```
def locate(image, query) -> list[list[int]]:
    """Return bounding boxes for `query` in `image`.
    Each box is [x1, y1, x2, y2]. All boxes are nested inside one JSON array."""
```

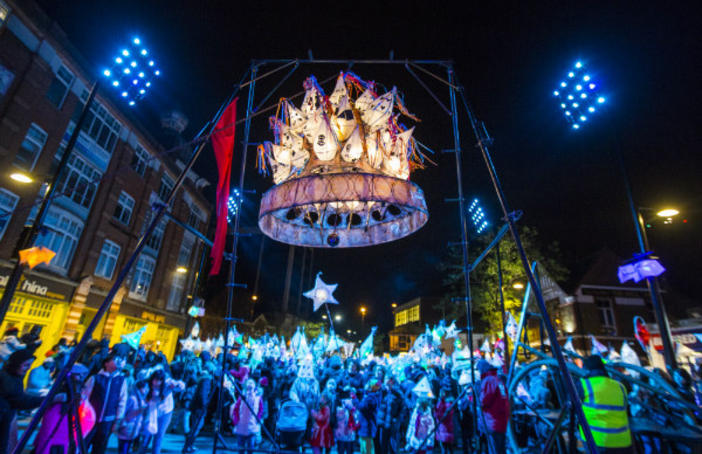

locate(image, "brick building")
[[0, 0, 212, 360]]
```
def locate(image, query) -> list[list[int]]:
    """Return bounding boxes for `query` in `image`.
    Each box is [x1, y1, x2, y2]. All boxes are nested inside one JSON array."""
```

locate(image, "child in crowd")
[[406, 398, 435, 454], [310, 392, 333, 454]]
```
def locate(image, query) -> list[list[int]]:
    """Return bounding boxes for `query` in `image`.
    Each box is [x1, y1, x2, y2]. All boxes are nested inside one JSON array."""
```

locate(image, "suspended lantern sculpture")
[[257, 73, 429, 247]]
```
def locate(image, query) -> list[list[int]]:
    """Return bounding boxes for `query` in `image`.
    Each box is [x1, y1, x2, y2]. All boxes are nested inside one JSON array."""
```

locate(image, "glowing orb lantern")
[[257, 73, 429, 247]]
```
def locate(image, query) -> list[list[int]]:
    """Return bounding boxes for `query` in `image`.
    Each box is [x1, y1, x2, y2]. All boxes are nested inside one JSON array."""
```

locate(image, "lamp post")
[[553, 59, 676, 369], [0, 37, 160, 326], [360, 305, 367, 332]]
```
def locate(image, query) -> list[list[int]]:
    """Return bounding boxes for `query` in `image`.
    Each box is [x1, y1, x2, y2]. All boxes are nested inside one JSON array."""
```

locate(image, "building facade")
[[0, 0, 211, 360]]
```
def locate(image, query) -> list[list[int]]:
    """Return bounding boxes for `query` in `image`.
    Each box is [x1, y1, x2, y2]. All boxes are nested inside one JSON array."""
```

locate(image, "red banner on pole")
[[210, 98, 238, 275]]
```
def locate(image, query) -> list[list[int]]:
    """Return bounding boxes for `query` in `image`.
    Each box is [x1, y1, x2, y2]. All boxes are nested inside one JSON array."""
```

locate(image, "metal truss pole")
[[455, 83, 599, 454]]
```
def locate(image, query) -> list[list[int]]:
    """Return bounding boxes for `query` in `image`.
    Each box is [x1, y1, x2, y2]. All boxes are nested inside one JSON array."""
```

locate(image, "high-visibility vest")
[[579, 376, 632, 448]]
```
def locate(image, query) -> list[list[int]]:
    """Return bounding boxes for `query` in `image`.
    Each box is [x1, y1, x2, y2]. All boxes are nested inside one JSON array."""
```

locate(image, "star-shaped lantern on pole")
[[304, 272, 339, 312]]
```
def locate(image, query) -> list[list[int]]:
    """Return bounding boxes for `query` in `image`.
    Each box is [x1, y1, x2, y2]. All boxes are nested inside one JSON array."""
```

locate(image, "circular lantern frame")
[[258, 172, 428, 247]]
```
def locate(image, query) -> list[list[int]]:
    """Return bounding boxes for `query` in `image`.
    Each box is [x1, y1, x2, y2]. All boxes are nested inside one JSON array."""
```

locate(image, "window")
[[113, 191, 134, 225], [70, 101, 121, 154], [130, 255, 155, 300], [94, 240, 120, 279], [187, 205, 203, 229], [158, 174, 174, 201], [46, 65, 74, 108], [408, 305, 420, 323], [596, 299, 616, 333], [395, 310, 407, 327], [145, 219, 166, 252], [15, 123, 47, 170], [0, 188, 19, 240], [166, 272, 186, 311], [34, 207, 83, 270], [55, 154, 101, 209], [130, 143, 150, 176], [177, 233, 195, 266]]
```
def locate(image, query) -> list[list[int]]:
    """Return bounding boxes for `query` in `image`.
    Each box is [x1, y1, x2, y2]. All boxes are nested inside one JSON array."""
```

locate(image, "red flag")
[[210, 98, 238, 275]]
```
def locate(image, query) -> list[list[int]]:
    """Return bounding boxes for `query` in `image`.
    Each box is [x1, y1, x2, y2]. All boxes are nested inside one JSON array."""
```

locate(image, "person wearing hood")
[[0, 349, 63, 454], [477, 359, 509, 453], [576, 355, 632, 454], [27, 357, 55, 396], [0, 327, 25, 365], [85, 352, 128, 454]]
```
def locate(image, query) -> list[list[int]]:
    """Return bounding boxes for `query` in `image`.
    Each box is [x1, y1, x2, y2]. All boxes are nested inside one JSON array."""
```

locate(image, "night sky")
[[35, 1, 700, 333]]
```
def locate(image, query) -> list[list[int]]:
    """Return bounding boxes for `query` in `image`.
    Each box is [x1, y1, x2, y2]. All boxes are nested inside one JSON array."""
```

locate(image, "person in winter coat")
[[456, 375, 475, 454], [27, 357, 55, 396], [231, 378, 264, 454], [477, 360, 509, 454], [406, 398, 435, 454], [138, 366, 185, 454], [355, 379, 381, 454], [33, 364, 95, 454], [0, 327, 25, 365], [85, 352, 128, 454], [334, 395, 359, 454], [116, 379, 149, 454], [183, 364, 215, 453], [0, 349, 61, 454], [435, 389, 456, 454], [310, 392, 333, 454]]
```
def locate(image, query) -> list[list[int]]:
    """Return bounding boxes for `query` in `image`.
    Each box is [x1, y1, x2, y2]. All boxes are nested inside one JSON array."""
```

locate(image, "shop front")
[[0, 263, 77, 364]]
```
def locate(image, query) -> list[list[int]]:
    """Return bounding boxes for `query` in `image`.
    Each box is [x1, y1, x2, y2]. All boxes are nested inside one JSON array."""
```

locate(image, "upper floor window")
[[74, 102, 121, 154], [0, 188, 19, 240], [113, 191, 135, 225], [187, 205, 203, 229], [46, 65, 74, 109], [158, 174, 174, 202], [177, 233, 195, 266], [55, 154, 101, 209], [130, 254, 155, 300], [0, 2, 9, 27], [130, 143, 150, 177], [15, 123, 48, 171], [166, 272, 186, 312], [596, 298, 616, 334], [94, 239, 120, 279], [34, 206, 83, 271], [144, 218, 167, 252]]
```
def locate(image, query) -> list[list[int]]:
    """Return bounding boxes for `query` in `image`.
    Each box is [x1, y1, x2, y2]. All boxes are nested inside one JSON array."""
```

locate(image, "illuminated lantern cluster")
[[103, 37, 160, 106], [256, 73, 429, 248], [468, 198, 488, 234], [553, 61, 605, 130], [227, 188, 242, 223]]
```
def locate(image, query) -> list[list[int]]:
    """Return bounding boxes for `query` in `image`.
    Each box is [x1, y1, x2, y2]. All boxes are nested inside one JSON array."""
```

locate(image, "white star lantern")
[[304, 272, 339, 312]]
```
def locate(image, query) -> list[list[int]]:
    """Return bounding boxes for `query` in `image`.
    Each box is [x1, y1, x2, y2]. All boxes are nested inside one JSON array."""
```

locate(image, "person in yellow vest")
[[578, 355, 633, 454]]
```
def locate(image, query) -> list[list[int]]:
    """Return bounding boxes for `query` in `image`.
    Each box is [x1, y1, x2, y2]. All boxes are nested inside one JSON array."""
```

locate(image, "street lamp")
[[656, 208, 679, 218], [360, 305, 367, 332], [0, 36, 160, 326], [251, 294, 258, 301], [176, 266, 188, 274], [391, 302, 398, 309], [552, 59, 676, 369], [9, 172, 33, 184], [334, 314, 342, 322], [512, 282, 525, 290]]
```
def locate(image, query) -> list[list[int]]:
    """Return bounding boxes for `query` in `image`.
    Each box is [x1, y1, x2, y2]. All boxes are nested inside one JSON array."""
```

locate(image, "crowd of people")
[[1, 324, 701, 454]]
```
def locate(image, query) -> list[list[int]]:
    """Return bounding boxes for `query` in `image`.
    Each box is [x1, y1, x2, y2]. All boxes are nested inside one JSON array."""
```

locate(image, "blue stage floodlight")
[[227, 188, 243, 223], [106, 37, 158, 106], [467, 198, 489, 235], [553, 59, 605, 130]]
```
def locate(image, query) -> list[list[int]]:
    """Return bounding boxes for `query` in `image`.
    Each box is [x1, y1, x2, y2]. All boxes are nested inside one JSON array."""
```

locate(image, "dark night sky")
[[35, 1, 701, 333]]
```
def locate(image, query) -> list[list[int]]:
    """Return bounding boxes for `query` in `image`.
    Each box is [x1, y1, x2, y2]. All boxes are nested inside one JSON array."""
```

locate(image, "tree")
[[438, 226, 568, 337]]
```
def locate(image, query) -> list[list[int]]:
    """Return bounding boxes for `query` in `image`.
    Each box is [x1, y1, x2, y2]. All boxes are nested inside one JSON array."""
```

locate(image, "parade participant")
[[290, 359, 321, 412], [477, 359, 509, 454], [436, 388, 456, 454], [230, 378, 263, 454], [334, 393, 359, 454], [33, 363, 95, 454], [116, 379, 149, 454], [0, 327, 25, 365], [183, 361, 216, 453], [0, 349, 60, 454], [456, 373, 475, 454], [310, 392, 333, 454], [406, 398, 435, 454], [356, 379, 381, 454], [26, 357, 55, 396], [577, 355, 633, 454], [85, 352, 128, 454]]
